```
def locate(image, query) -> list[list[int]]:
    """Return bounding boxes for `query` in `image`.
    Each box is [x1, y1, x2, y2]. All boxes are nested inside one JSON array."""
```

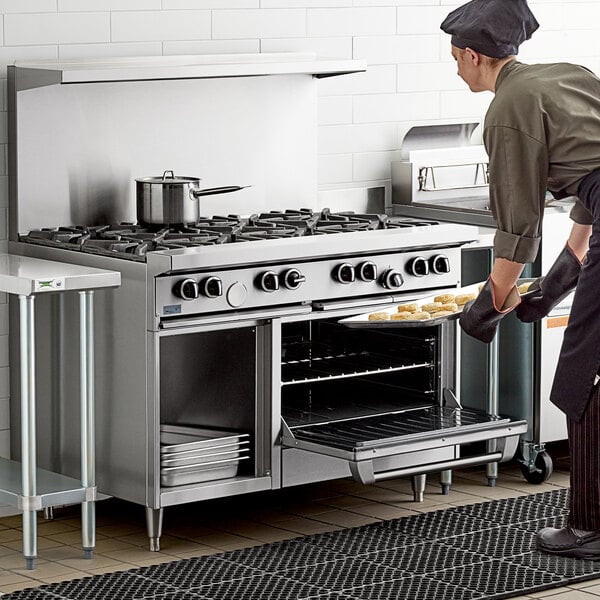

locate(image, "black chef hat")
[[440, 0, 539, 58]]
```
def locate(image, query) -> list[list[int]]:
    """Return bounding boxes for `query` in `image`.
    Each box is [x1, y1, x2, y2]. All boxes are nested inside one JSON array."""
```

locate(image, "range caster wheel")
[[521, 451, 553, 484]]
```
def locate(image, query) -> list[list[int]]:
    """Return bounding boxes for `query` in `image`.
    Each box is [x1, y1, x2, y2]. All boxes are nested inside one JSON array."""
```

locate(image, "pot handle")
[[162, 170, 176, 181], [191, 185, 251, 197]]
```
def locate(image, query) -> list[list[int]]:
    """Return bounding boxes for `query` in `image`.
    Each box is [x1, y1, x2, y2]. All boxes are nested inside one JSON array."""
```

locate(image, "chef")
[[440, 0, 600, 558]]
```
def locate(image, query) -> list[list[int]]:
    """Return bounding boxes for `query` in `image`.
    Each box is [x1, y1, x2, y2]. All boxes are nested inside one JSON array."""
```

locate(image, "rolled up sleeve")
[[570, 199, 594, 225], [484, 125, 548, 263]]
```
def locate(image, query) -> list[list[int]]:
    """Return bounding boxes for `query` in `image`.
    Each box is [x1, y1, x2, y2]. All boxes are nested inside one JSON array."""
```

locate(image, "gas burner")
[[315, 209, 387, 231], [234, 224, 305, 241], [386, 217, 439, 229]]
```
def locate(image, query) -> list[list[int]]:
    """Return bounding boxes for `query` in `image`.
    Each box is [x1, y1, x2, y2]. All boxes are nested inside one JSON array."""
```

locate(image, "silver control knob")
[[430, 254, 451, 274], [281, 268, 306, 290], [357, 261, 378, 282], [258, 270, 279, 292], [200, 276, 223, 298], [381, 269, 404, 290], [173, 278, 199, 301], [407, 256, 429, 277], [333, 263, 355, 284]]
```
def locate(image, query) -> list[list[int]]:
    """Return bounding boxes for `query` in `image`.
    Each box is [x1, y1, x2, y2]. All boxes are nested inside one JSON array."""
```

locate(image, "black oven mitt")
[[459, 278, 520, 343], [516, 244, 582, 323]]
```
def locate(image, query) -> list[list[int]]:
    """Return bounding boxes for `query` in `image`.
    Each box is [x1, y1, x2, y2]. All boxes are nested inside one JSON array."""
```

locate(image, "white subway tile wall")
[[0, 1, 598, 457]]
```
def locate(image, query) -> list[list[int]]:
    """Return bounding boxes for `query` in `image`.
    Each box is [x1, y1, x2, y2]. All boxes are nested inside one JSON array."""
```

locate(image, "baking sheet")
[[160, 424, 250, 454], [339, 284, 481, 328], [161, 447, 248, 468], [160, 456, 249, 487]]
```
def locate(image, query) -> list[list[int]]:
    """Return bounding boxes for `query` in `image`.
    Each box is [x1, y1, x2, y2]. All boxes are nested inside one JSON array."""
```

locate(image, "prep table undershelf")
[[0, 457, 94, 511]]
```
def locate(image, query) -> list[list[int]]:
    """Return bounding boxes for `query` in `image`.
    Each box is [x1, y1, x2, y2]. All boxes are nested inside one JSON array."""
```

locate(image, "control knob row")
[[258, 268, 306, 292], [172, 276, 223, 300], [406, 254, 451, 278], [333, 261, 378, 284]]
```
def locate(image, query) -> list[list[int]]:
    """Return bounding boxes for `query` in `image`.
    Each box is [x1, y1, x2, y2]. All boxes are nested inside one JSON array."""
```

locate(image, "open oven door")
[[281, 389, 527, 488]]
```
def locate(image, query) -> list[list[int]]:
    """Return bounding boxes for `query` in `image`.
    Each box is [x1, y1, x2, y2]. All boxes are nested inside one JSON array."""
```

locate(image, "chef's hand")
[[459, 277, 521, 343], [516, 243, 582, 323]]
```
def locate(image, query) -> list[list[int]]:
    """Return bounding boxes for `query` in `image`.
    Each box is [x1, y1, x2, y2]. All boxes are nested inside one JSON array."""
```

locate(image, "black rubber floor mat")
[[4, 489, 600, 600]]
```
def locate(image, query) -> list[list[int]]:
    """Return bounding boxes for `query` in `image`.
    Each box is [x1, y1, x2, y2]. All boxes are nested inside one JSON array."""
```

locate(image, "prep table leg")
[[80, 291, 96, 558], [486, 319, 500, 486], [19, 295, 37, 570], [146, 507, 164, 552]]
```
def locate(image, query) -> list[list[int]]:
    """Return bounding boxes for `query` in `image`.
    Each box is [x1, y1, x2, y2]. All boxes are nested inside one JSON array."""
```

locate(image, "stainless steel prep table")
[[0, 254, 120, 569]]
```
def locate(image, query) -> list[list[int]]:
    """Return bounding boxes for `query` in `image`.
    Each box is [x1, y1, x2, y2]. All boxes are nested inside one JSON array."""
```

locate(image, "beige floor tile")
[[86, 538, 138, 553], [3, 536, 68, 552], [265, 517, 342, 536], [56, 554, 127, 571], [530, 587, 575, 597], [537, 590, 598, 599], [45, 531, 100, 545], [35, 570, 90, 585], [0, 578, 40, 594], [317, 495, 373, 509], [102, 547, 179, 566], [346, 503, 420, 520], [568, 581, 600, 592], [0, 570, 37, 586], [195, 531, 255, 549], [310, 510, 379, 528], [0, 554, 49, 570], [15, 561, 79, 580], [37, 545, 85, 561], [85, 564, 137, 576], [0, 529, 28, 544], [36, 521, 79, 536]]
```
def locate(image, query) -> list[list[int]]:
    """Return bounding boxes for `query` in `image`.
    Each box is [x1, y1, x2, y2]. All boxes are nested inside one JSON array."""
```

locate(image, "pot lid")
[[136, 170, 200, 185]]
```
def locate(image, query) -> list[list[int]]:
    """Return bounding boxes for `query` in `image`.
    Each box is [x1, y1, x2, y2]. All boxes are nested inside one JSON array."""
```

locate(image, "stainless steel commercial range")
[[392, 122, 572, 483], [7, 55, 526, 550]]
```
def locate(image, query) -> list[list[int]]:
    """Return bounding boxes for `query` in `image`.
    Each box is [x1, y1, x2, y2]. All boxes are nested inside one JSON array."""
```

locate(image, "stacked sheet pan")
[[160, 424, 250, 487]]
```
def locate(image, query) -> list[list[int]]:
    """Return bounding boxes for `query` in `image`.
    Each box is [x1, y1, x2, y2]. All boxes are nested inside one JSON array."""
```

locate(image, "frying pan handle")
[[191, 185, 251, 197]]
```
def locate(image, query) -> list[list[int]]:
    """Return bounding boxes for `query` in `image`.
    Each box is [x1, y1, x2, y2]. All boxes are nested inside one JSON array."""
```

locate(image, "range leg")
[[80, 291, 96, 559], [146, 507, 164, 552], [412, 474, 427, 502], [440, 469, 452, 495], [19, 295, 37, 570]]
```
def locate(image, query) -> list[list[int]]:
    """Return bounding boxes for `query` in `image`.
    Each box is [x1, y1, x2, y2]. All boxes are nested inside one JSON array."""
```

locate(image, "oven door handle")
[[349, 450, 508, 486], [160, 304, 311, 329], [312, 295, 395, 312]]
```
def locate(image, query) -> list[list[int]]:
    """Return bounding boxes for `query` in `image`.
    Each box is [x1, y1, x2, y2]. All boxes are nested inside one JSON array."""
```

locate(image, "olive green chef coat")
[[484, 60, 600, 263]]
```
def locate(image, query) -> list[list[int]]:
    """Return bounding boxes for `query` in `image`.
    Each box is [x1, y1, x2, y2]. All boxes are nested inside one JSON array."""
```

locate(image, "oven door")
[[279, 304, 527, 487]]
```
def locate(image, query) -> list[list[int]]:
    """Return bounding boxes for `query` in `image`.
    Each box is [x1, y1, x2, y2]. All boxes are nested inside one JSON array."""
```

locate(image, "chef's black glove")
[[516, 244, 582, 323], [459, 278, 520, 344]]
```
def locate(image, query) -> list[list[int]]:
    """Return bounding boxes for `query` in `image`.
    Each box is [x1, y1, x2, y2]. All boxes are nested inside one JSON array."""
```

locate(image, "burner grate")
[[18, 209, 447, 260]]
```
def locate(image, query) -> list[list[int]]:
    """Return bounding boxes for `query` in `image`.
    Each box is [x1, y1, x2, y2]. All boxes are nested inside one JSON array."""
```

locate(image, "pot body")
[[136, 173, 201, 226]]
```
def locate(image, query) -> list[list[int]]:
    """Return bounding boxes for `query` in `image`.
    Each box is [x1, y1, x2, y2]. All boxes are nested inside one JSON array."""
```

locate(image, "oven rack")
[[281, 350, 432, 386], [287, 405, 509, 450]]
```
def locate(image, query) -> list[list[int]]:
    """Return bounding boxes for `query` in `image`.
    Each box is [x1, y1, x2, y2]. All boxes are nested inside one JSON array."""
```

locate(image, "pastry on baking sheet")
[[431, 310, 455, 318], [368, 311, 390, 321], [396, 302, 419, 313], [518, 281, 533, 294], [434, 293, 456, 304], [431, 302, 458, 313], [409, 311, 431, 321], [455, 292, 477, 306], [391, 311, 414, 320], [421, 302, 442, 313]]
